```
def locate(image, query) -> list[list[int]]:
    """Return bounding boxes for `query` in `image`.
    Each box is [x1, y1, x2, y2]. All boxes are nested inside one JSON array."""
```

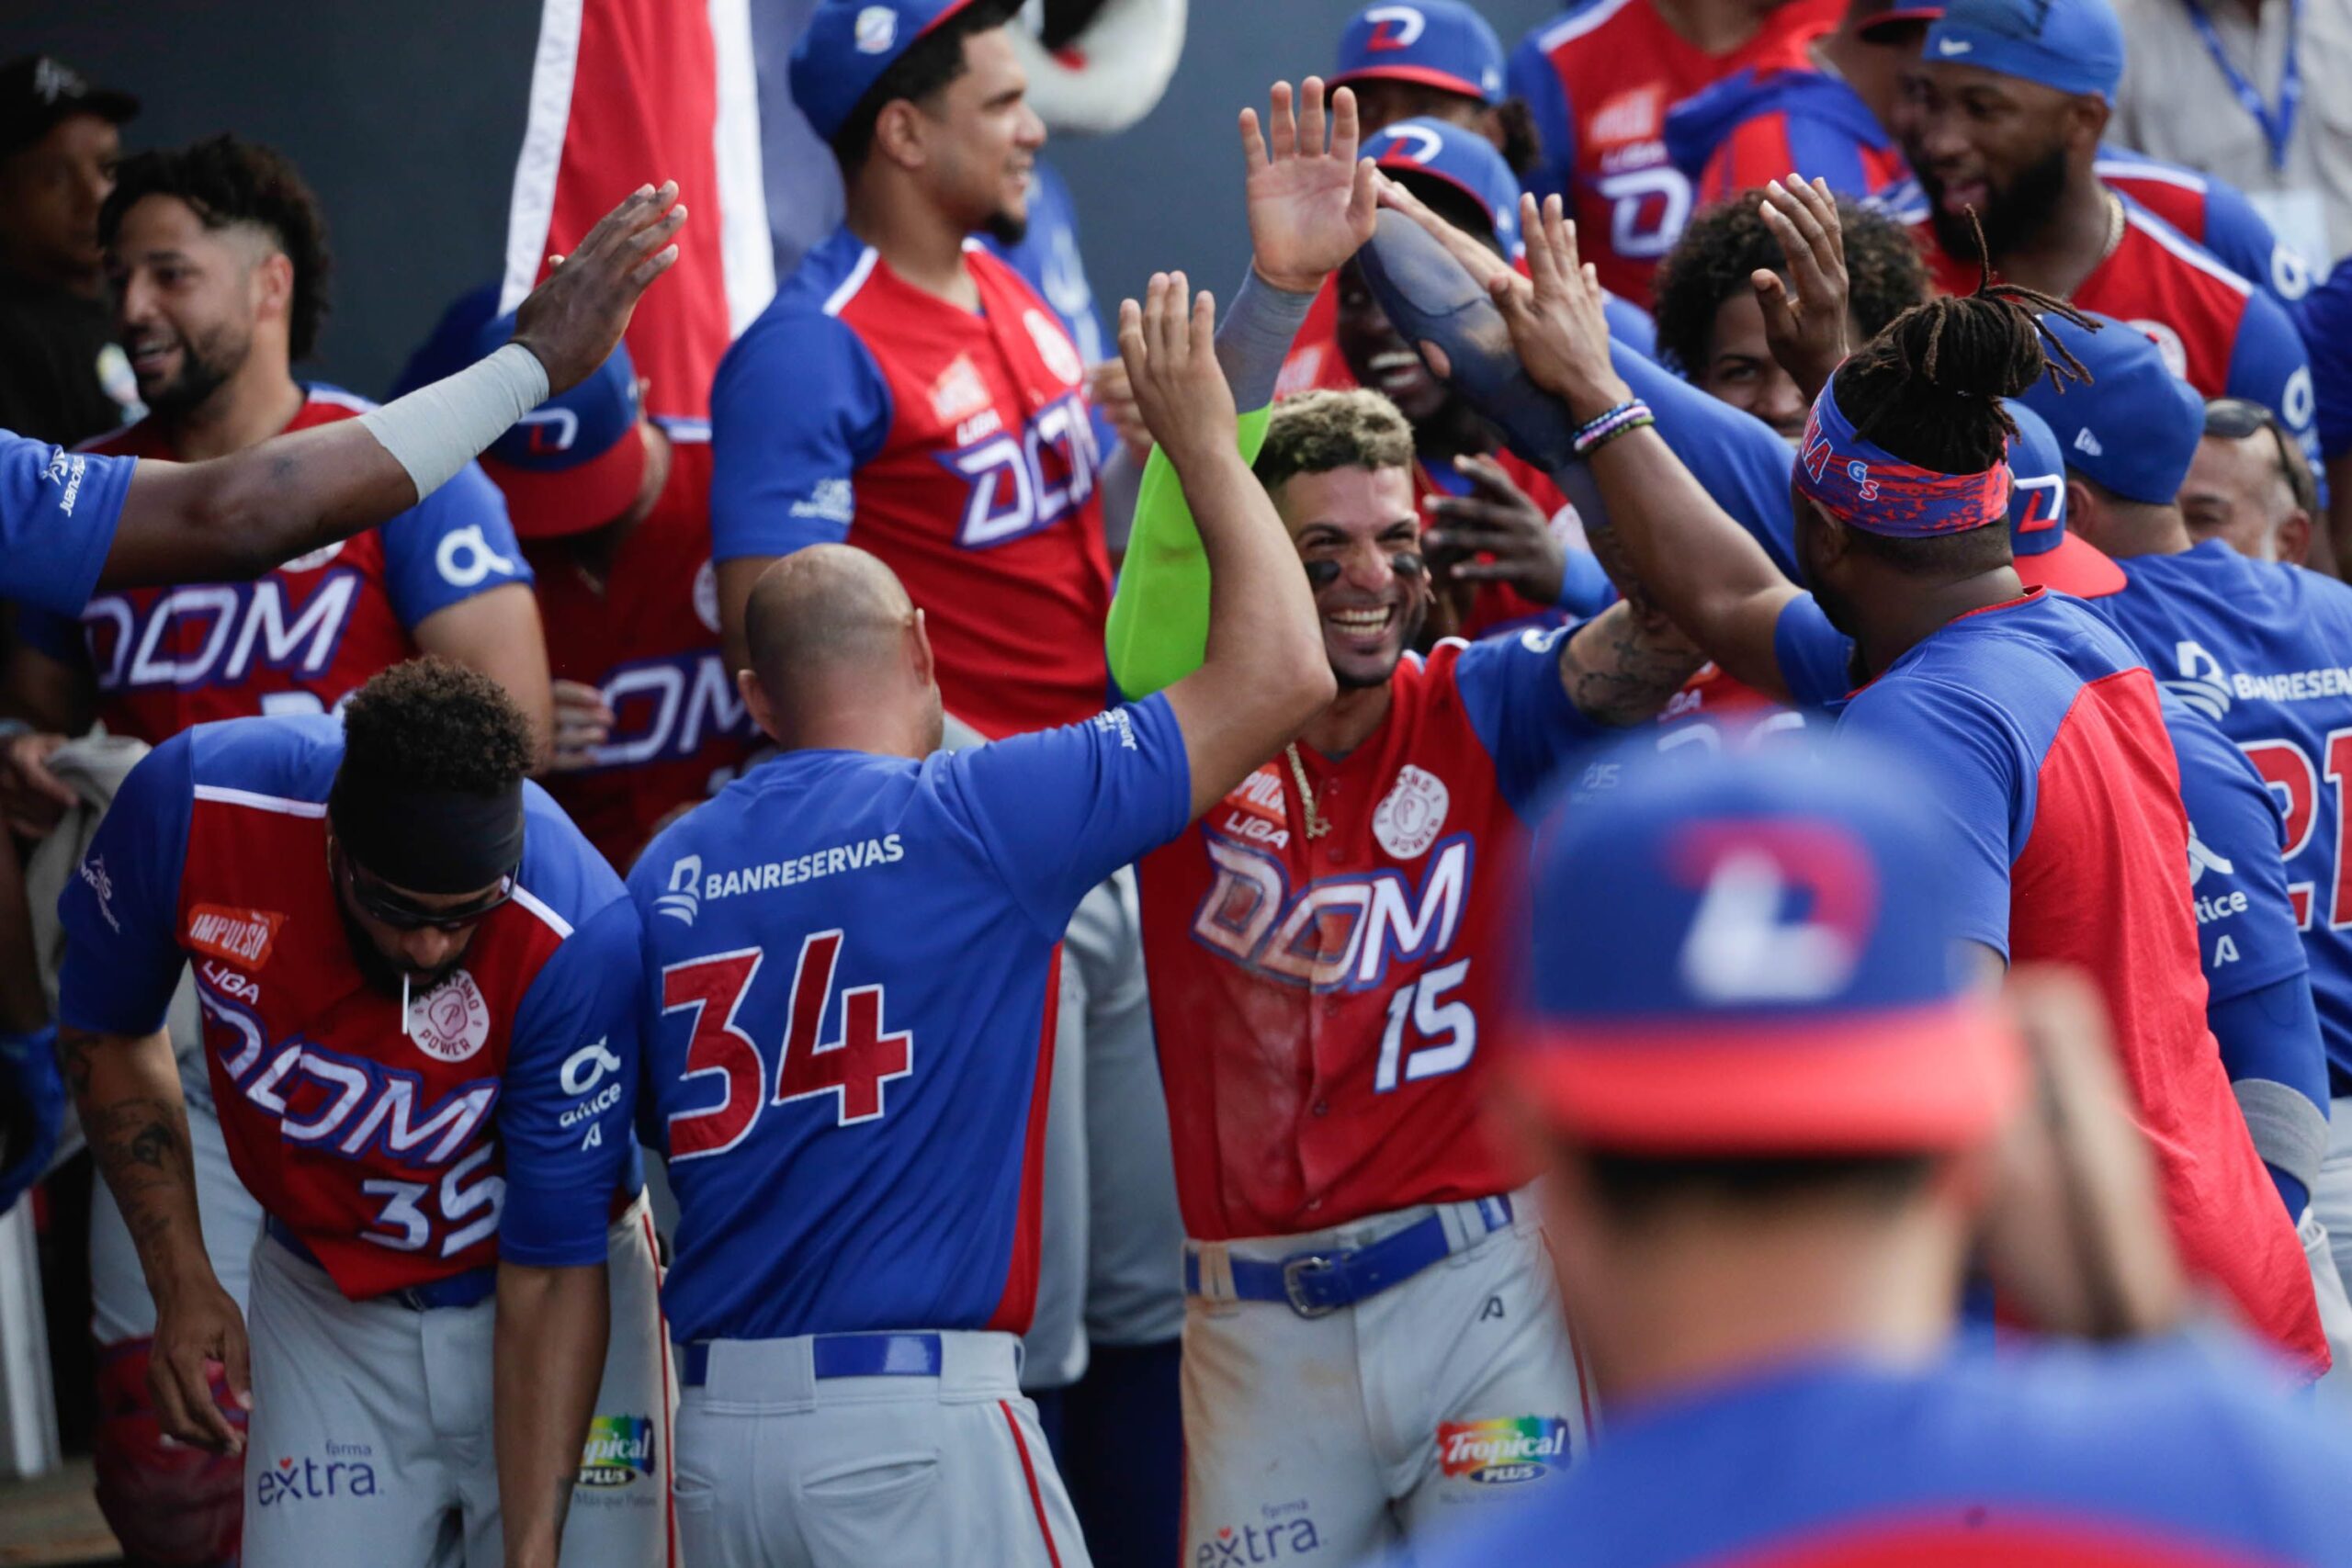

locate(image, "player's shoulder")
[[515, 782, 629, 933], [182, 713, 346, 807], [722, 229, 888, 376], [296, 383, 376, 423], [1526, 0, 1648, 55], [2119, 201, 2257, 307]]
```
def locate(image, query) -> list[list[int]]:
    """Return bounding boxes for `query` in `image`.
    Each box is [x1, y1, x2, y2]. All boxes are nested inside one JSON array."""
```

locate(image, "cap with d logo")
[[1363, 117, 1524, 256], [1332, 1, 1506, 106]]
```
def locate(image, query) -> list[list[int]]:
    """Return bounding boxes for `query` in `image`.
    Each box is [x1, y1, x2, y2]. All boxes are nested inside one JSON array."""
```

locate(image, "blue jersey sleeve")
[[1836, 677, 2021, 959], [497, 896, 643, 1267], [1454, 626, 1608, 819], [2199, 176, 2312, 308], [2297, 262, 2352, 460], [1602, 292, 1658, 360], [1609, 342, 1802, 576], [2227, 288, 2324, 485], [708, 310, 893, 564], [1773, 592, 1855, 711], [1, 434, 131, 617], [1507, 33, 1576, 204], [945, 692, 1193, 935], [2167, 702, 2311, 1005], [379, 460, 532, 628], [55, 732, 196, 1037]]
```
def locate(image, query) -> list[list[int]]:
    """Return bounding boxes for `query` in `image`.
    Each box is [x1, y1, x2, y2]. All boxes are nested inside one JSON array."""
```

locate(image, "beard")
[[335, 893, 464, 1001], [980, 209, 1028, 247], [1926, 141, 2071, 263], [138, 321, 250, 423]]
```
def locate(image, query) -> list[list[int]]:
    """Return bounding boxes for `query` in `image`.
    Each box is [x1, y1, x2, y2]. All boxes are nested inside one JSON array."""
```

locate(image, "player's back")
[[633, 700, 1192, 1344], [2099, 542, 2352, 1085], [1410, 1336, 2352, 1568], [1841, 592, 2323, 1369]]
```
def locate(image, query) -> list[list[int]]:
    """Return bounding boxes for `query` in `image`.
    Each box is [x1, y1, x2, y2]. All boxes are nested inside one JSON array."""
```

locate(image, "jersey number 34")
[[661, 931, 914, 1160]]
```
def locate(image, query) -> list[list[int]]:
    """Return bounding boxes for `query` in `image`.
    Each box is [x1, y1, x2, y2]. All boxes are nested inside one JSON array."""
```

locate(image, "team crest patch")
[[854, 5, 897, 52], [930, 355, 990, 423], [1373, 765, 1449, 860], [1436, 1416, 1571, 1484], [408, 970, 492, 1064], [1023, 309, 1084, 387], [186, 905, 286, 969]]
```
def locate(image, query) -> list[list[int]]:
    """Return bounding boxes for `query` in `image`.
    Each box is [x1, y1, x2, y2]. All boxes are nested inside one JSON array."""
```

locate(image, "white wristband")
[[356, 342, 550, 501]]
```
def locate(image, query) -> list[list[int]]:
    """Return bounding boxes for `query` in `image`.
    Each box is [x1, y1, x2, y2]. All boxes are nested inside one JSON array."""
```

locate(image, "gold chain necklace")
[[1285, 743, 1331, 840], [2098, 189, 2126, 265]]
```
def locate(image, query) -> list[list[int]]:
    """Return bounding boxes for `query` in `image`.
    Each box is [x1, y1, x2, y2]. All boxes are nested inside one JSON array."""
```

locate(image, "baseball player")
[[1102, 105, 1708, 1563], [1508, 0, 1839, 301], [2003, 313, 2352, 1338], [54, 661, 670, 1568], [1897, 0, 2319, 475], [635, 270, 1333, 1568], [401, 288, 756, 873], [1454, 186, 2324, 1367], [1412, 739, 2352, 1568], [0, 182, 682, 624]]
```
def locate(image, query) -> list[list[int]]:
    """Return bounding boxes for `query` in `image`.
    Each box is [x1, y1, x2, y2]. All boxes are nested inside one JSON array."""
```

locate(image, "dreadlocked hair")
[[1831, 208, 2097, 475]]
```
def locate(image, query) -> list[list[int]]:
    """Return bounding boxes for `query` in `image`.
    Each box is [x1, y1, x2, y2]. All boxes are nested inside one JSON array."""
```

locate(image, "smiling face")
[[107, 192, 285, 420], [1336, 256, 1452, 422], [1272, 463, 1430, 690], [1897, 62, 2093, 260], [922, 25, 1046, 244]]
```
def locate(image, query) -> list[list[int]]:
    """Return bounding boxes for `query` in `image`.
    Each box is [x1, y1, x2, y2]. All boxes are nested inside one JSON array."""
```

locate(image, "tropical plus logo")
[[1436, 1416, 1571, 1484], [578, 1415, 656, 1489]]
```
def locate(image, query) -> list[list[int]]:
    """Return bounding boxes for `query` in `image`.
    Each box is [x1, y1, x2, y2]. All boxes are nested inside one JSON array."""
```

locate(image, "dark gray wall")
[[6, 1, 1564, 396]]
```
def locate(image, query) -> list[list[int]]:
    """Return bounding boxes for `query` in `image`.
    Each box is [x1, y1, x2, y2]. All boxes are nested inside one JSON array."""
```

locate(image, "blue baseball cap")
[[1515, 741, 2022, 1152], [1363, 118, 1522, 257], [2013, 310, 2205, 506], [1923, 0, 2125, 101], [792, 0, 1001, 146], [2003, 397, 2125, 596], [1333, 2, 1506, 106], [397, 283, 646, 539]]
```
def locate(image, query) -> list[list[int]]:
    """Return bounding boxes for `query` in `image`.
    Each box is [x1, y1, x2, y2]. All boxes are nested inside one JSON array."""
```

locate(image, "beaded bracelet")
[[1572, 399, 1654, 457]]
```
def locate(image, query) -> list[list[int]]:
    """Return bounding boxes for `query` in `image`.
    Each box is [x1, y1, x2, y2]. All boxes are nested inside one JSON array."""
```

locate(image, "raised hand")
[[1751, 175, 1849, 403], [1118, 271, 1236, 473], [1493, 193, 1633, 423], [511, 182, 688, 394], [1242, 79, 1378, 294]]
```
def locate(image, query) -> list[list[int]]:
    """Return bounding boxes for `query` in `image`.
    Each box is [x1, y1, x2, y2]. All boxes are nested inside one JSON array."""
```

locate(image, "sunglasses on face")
[[335, 844, 515, 933], [2204, 398, 2317, 513]]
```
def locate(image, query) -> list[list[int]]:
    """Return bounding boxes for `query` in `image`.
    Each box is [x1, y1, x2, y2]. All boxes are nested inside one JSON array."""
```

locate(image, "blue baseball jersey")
[[2095, 147, 2313, 310], [2, 428, 132, 616], [2090, 542, 2352, 1090], [2301, 259, 2352, 460], [1406, 1336, 2352, 1568], [631, 695, 1193, 1343], [53, 716, 640, 1297]]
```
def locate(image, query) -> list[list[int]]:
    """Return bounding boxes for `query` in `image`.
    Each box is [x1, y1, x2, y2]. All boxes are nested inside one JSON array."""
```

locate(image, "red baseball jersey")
[[31, 389, 530, 742], [709, 227, 1113, 741], [530, 422, 756, 873], [1138, 631, 1604, 1240], [1510, 0, 1841, 302], [1917, 206, 2317, 468], [54, 716, 643, 1300]]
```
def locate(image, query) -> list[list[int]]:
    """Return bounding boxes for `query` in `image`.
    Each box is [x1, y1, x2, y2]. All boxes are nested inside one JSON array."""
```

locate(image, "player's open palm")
[[511, 181, 688, 394], [1751, 175, 1849, 402], [1120, 272, 1233, 473], [151, 1276, 252, 1454], [1243, 78, 1378, 294], [1495, 193, 1632, 421]]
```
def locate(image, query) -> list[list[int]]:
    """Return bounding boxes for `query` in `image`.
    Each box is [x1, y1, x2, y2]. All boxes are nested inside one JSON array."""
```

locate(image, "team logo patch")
[[854, 4, 897, 51], [1023, 309, 1084, 387], [407, 969, 492, 1063], [2130, 317, 2189, 380], [577, 1415, 656, 1488], [186, 905, 286, 969], [930, 354, 991, 423], [1373, 764, 1449, 860], [1436, 1416, 1571, 1485], [693, 558, 720, 633]]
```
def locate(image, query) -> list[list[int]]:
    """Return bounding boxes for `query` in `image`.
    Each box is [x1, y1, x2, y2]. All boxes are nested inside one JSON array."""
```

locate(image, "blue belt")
[[266, 1216, 497, 1312], [1185, 1195, 1516, 1318], [678, 1332, 944, 1389]]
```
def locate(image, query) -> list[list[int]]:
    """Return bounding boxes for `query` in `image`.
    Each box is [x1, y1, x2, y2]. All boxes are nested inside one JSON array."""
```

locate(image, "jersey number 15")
[[662, 931, 914, 1161]]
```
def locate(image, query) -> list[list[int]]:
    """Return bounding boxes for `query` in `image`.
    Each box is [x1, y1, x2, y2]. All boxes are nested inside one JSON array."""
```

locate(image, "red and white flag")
[[500, 0, 774, 421]]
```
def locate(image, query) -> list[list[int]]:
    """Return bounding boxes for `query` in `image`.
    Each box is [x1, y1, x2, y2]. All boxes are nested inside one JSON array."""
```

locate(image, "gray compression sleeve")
[[356, 343, 550, 500], [1216, 267, 1317, 410]]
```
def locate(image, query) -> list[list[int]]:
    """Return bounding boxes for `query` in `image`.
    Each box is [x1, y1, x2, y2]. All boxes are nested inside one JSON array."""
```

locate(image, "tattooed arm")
[[1559, 598, 1709, 727], [58, 1026, 250, 1452]]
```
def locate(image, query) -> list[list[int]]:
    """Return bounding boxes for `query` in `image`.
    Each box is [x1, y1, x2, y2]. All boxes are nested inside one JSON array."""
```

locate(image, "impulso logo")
[[1436, 1416, 1570, 1484], [578, 1415, 656, 1488]]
